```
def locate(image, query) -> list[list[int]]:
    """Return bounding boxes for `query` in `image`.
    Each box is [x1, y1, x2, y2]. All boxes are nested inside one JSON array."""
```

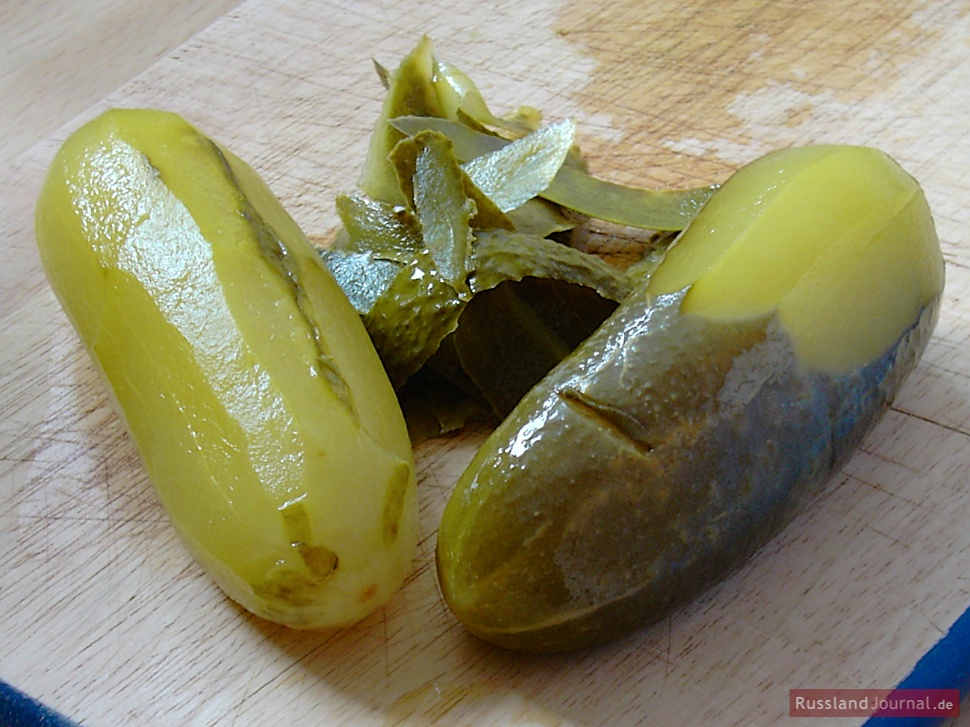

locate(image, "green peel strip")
[[325, 37, 706, 427], [391, 115, 716, 231]]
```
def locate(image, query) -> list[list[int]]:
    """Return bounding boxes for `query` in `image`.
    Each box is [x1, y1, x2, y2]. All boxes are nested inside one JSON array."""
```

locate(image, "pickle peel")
[[436, 145, 944, 652], [35, 108, 418, 628], [325, 38, 709, 431], [391, 115, 717, 232]]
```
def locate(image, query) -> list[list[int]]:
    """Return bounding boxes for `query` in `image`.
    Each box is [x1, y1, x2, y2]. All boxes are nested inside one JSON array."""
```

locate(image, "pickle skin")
[[35, 109, 418, 629], [436, 145, 944, 652]]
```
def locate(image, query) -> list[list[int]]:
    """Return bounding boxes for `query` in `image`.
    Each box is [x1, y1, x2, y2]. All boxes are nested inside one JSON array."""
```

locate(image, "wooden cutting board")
[[2, 0, 969, 725]]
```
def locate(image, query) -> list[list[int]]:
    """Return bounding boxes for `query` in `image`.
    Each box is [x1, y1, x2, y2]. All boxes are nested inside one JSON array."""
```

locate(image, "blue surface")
[[0, 680, 80, 727], [863, 602, 970, 727]]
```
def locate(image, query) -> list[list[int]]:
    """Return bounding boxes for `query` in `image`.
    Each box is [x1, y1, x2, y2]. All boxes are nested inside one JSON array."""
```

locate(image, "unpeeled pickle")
[[35, 109, 418, 629], [435, 145, 945, 652]]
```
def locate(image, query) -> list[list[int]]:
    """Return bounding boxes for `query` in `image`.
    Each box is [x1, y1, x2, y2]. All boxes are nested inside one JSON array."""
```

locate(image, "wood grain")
[[1, 0, 968, 725], [0, 0, 245, 165]]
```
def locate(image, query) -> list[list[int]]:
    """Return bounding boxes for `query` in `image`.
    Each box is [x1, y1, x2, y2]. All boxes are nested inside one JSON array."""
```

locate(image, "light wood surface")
[[2, 1, 969, 725], [0, 0, 244, 165]]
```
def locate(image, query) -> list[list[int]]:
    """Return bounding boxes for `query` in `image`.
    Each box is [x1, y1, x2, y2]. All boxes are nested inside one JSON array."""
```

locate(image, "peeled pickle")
[[35, 109, 419, 629]]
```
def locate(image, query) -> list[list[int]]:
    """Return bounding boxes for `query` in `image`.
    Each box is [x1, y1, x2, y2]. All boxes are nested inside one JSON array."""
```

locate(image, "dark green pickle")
[[436, 145, 945, 652]]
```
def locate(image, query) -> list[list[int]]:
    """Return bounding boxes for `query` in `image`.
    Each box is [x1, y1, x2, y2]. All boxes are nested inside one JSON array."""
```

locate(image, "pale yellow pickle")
[[35, 109, 417, 628]]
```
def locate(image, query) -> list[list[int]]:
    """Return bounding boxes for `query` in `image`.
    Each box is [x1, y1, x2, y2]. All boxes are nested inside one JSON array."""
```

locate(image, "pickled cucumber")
[[436, 145, 945, 652], [35, 109, 418, 629]]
